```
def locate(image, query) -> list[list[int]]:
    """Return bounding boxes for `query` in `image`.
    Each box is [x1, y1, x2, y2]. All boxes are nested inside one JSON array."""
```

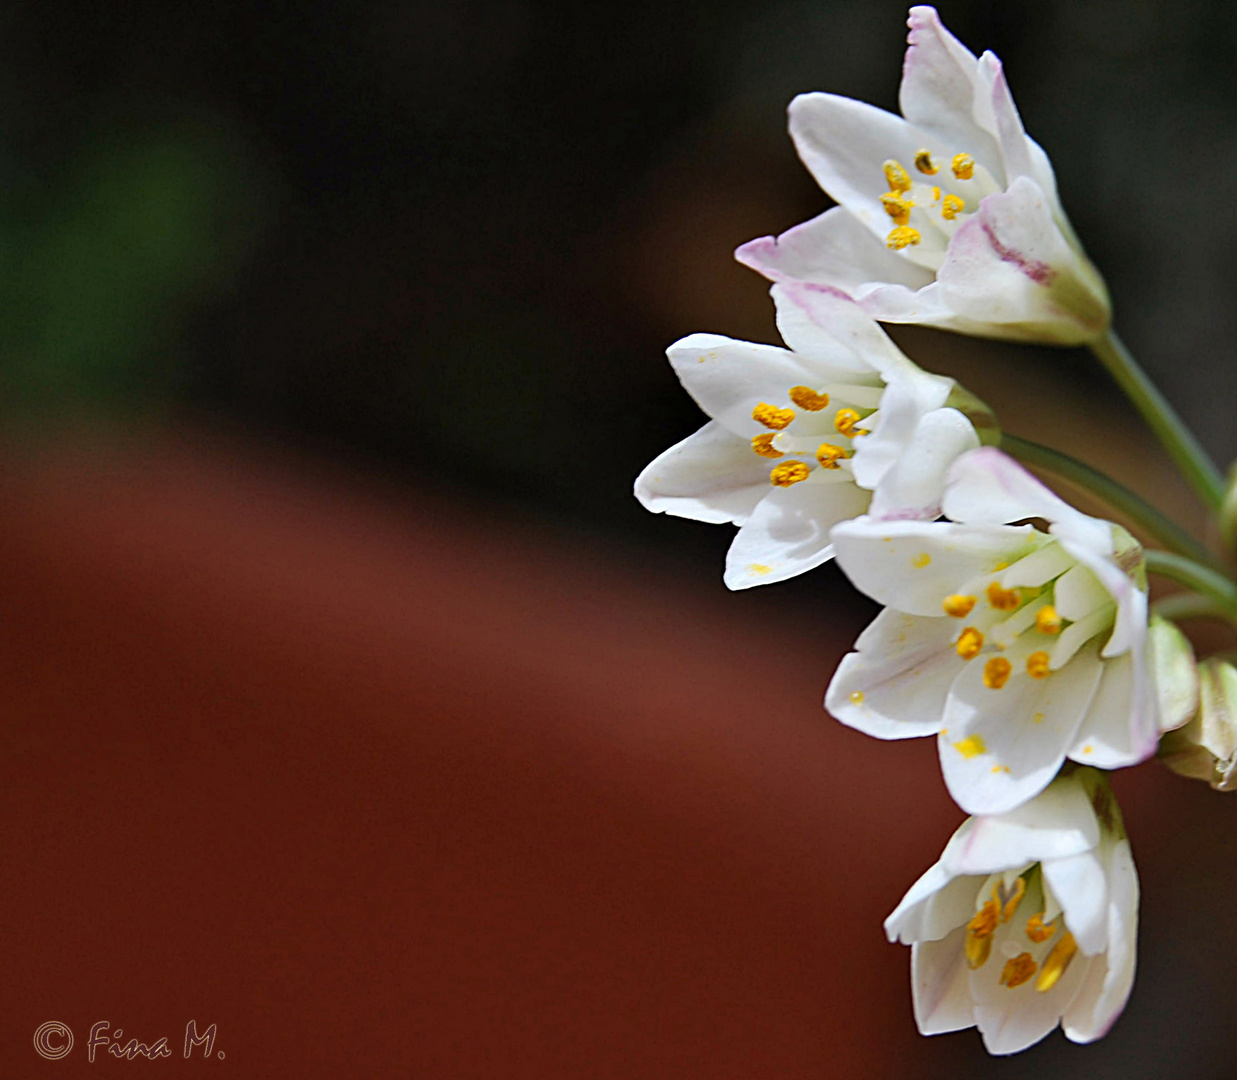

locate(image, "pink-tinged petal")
[[735, 205, 931, 292], [723, 475, 870, 590], [911, 931, 977, 1035], [936, 177, 1110, 344], [900, 7, 1002, 171], [831, 515, 1040, 616], [826, 607, 962, 739], [863, 406, 978, 518], [944, 447, 1112, 550], [1063, 838, 1138, 1044], [851, 279, 977, 333], [940, 773, 1098, 876], [976, 52, 1033, 185], [634, 420, 771, 525], [787, 92, 947, 244]]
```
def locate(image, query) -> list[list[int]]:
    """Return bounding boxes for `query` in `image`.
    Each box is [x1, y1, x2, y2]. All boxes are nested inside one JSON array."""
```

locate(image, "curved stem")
[[1151, 592, 1228, 622], [1089, 329, 1224, 511], [1145, 550, 1237, 621], [1002, 433, 1222, 571]]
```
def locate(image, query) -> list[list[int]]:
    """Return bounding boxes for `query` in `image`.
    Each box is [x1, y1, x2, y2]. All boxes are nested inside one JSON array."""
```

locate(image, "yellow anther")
[[986, 582, 1021, 611], [815, 442, 847, 469], [931, 185, 942, 202], [834, 408, 866, 437], [912, 552, 931, 568], [769, 461, 811, 487], [984, 656, 1012, 689], [914, 149, 939, 175], [942, 594, 977, 618], [952, 153, 975, 180], [788, 386, 830, 411], [883, 159, 912, 194], [886, 226, 921, 250], [879, 191, 913, 226], [955, 627, 984, 659], [1025, 913, 1056, 944], [953, 734, 987, 759], [941, 193, 965, 220], [999, 877, 1026, 923], [966, 901, 999, 968], [750, 433, 784, 459], [1026, 651, 1051, 679], [848, 690, 864, 705], [1035, 931, 1078, 993], [1036, 605, 1063, 634], [1000, 952, 1038, 989], [752, 402, 795, 430]]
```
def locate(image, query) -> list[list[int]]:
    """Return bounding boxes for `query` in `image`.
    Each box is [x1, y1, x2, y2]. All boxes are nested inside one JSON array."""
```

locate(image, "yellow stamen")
[[931, 185, 942, 201], [912, 552, 931, 568], [815, 443, 847, 469], [1000, 952, 1038, 989], [952, 153, 975, 180], [788, 386, 830, 411], [999, 877, 1026, 923], [886, 226, 921, 250], [965, 931, 992, 969], [769, 461, 810, 487], [883, 159, 912, 194], [879, 191, 913, 227], [914, 149, 939, 175], [942, 594, 977, 618], [984, 656, 1012, 689], [834, 408, 866, 437], [752, 402, 794, 430], [953, 734, 986, 758], [1025, 913, 1056, 944], [750, 433, 783, 459], [964, 899, 998, 969], [1035, 931, 1078, 993], [986, 582, 1021, 611], [1026, 651, 1051, 679], [1036, 605, 1062, 634], [941, 193, 965, 220], [955, 627, 984, 659], [848, 690, 864, 705]]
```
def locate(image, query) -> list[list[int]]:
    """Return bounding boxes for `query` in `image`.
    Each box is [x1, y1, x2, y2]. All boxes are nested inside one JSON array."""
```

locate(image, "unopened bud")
[[1148, 616, 1198, 734], [1160, 659, 1237, 791]]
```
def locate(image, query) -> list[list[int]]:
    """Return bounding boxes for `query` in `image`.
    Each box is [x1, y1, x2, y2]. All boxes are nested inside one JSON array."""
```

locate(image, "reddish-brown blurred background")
[[2, 0, 1237, 1076]]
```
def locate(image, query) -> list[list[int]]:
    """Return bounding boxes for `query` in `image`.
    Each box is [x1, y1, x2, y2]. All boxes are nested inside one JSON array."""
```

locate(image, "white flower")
[[634, 283, 980, 589], [885, 768, 1138, 1055], [826, 447, 1156, 814], [735, 6, 1109, 345]]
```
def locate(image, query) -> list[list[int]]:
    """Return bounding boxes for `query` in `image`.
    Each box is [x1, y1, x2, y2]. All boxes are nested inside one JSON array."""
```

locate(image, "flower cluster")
[[637, 5, 1233, 1058]]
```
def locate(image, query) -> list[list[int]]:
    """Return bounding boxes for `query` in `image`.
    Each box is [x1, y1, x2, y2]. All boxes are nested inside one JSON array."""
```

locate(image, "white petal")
[[939, 643, 1104, 816], [868, 406, 980, 520], [831, 516, 1039, 615], [976, 52, 1033, 185], [787, 92, 947, 248], [666, 333, 846, 438], [1042, 849, 1108, 956], [634, 421, 770, 525], [972, 949, 1093, 1055], [1067, 653, 1154, 769], [1063, 839, 1138, 1043], [851, 279, 977, 332], [940, 774, 1099, 877], [899, 7, 1002, 170], [912, 931, 977, 1035], [724, 475, 871, 590], [885, 860, 977, 944], [936, 177, 1109, 344], [826, 608, 962, 739], [734, 205, 931, 292]]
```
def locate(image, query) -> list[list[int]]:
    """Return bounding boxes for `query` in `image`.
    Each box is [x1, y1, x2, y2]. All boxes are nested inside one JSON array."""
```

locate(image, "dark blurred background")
[[2, 0, 1237, 1076]]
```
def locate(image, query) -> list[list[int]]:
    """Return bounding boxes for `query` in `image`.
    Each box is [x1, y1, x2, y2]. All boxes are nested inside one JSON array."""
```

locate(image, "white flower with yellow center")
[[886, 768, 1138, 1055], [826, 448, 1164, 814], [634, 284, 980, 589], [735, 6, 1110, 345]]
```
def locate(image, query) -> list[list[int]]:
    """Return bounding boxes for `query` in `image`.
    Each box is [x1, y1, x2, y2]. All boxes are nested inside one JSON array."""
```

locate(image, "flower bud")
[[1160, 659, 1237, 791], [1147, 616, 1198, 735]]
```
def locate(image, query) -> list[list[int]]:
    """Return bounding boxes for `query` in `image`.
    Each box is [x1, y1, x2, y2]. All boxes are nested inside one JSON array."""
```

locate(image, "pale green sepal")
[[1147, 616, 1198, 734], [1159, 659, 1237, 791]]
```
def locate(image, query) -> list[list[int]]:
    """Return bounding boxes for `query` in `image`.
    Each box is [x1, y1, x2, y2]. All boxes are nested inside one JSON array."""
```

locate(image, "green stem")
[[1144, 550, 1237, 621], [1089, 329, 1224, 511], [1001, 433, 1222, 571], [1150, 592, 1227, 623]]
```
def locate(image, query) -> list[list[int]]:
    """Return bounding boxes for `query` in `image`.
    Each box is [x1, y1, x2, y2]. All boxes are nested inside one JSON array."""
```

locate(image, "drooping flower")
[[825, 447, 1177, 815], [735, 6, 1110, 345], [885, 768, 1138, 1055], [634, 283, 981, 589]]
